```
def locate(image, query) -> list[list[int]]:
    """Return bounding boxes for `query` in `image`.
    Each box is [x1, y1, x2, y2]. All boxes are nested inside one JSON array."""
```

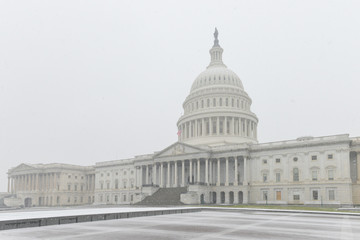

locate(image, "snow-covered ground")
[[0, 206, 191, 221]]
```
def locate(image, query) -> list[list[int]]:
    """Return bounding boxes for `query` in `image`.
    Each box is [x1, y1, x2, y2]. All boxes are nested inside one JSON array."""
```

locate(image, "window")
[[231, 99, 234, 107], [312, 170, 318, 181], [107, 183, 110, 189], [115, 195, 118, 202], [263, 159, 267, 164], [106, 195, 109, 202], [329, 190, 335, 200], [116, 172, 118, 176], [276, 158, 280, 163], [312, 155, 317, 160], [293, 157, 298, 162], [75, 176, 77, 179], [67, 197, 70, 203], [263, 173, 268, 182], [68, 175, 71, 179], [312, 190, 319, 200], [80, 197, 83, 203], [124, 171, 127, 175], [293, 194, 300, 200], [101, 173, 103, 177], [219, 98, 222, 106], [201, 100, 204, 108], [237, 99, 239, 108], [115, 179, 119, 189], [276, 173, 281, 182], [207, 99, 210, 107], [107, 173, 110, 177], [219, 121, 223, 134], [124, 182, 127, 188], [293, 168, 299, 182], [276, 191, 281, 201], [74, 185, 77, 191], [213, 98, 216, 107], [225, 98, 228, 106], [74, 197, 77, 203], [123, 195, 127, 202], [100, 183, 103, 190], [328, 154, 333, 160], [57, 196, 60, 204], [212, 120, 217, 134], [328, 169, 334, 180], [68, 184, 71, 191], [131, 195, 134, 201]]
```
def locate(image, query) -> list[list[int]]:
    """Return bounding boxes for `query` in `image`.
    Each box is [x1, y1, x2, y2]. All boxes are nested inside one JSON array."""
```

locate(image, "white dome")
[[190, 66, 244, 93], [177, 29, 258, 146]]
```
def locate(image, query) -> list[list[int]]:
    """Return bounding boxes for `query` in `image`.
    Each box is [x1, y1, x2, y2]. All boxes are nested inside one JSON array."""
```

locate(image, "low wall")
[[0, 208, 202, 231]]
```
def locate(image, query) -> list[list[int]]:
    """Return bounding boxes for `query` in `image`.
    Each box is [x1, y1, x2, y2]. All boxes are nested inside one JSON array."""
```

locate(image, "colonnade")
[[137, 156, 248, 188], [178, 117, 257, 141], [8, 173, 59, 193]]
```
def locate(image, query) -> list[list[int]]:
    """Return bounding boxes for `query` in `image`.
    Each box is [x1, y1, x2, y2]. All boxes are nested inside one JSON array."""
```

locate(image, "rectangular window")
[[67, 197, 70, 203], [312, 190, 319, 200], [107, 183, 110, 189], [74, 185, 77, 191], [328, 154, 333, 160], [68, 184, 71, 191], [219, 121, 223, 134], [276, 158, 280, 163], [329, 190, 335, 200], [328, 170, 334, 180], [293, 194, 300, 200], [263, 159, 267, 164], [101, 183, 103, 190], [276, 191, 281, 200], [276, 173, 281, 182], [312, 171, 318, 181], [263, 173, 268, 182], [312, 155, 317, 160]]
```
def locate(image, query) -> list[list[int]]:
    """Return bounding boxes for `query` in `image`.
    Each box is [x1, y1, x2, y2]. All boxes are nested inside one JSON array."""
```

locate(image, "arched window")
[[293, 168, 299, 182], [201, 100, 204, 108], [231, 99, 234, 107]]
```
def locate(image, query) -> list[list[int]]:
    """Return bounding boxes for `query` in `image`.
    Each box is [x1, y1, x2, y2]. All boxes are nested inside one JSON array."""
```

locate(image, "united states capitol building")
[[5, 30, 360, 208]]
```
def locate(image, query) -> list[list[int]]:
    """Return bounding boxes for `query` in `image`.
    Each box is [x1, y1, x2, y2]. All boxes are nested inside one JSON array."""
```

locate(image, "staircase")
[[136, 187, 188, 206]]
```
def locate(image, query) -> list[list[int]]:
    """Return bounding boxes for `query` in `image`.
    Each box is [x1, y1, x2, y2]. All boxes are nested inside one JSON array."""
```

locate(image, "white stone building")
[[7, 29, 360, 207]]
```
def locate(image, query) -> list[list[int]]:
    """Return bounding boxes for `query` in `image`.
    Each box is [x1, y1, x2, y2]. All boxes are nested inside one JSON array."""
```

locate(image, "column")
[[231, 117, 235, 135], [189, 159, 193, 183], [174, 161, 178, 187], [197, 159, 200, 183], [7, 177, 10, 193], [216, 117, 220, 135], [167, 162, 171, 188], [160, 163, 164, 187], [182, 160, 185, 186], [202, 118, 205, 136], [146, 165, 149, 185], [243, 157, 248, 185], [35, 174, 39, 191], [217, 158, 220, 186], [54, 173, 58, 191], [205, 159, 209, 185], [234, 157, 238, 186], [224, 117, 227, 135], [225, 157, 229, 186], [153, 164, 157, 186], [139, 166, 143, 187], [209, 118, 213, 135], [209, 160, 212, 185], [195, 120, 198, 137]]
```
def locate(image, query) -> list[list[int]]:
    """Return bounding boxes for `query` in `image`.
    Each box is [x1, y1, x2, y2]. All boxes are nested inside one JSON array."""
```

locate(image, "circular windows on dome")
[[293, 157, 298, 162]]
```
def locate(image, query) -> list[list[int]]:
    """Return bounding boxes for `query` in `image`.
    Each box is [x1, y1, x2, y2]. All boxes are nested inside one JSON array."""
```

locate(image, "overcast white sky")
[[0, 0, 359, 192]]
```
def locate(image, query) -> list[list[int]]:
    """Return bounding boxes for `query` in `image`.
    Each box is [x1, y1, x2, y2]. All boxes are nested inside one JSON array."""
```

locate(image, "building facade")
[[7, 29, 360, 207]]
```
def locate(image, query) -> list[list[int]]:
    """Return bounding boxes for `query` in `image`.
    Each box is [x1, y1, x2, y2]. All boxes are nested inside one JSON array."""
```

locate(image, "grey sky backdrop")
[[0, 0, 359, 192]]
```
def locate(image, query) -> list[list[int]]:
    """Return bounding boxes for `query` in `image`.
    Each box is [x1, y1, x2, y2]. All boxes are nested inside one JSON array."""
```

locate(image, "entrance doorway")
[[212, 192, 217, 204], [221, 192, 225, 204], [238, 191, 243, 204], [24, 198, 32, 208], [200, 194, 205, 204], [229, 191, 234, 204]]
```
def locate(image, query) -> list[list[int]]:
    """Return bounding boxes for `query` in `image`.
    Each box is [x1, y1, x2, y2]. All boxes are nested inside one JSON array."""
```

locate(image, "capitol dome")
[[177, 29, 258, 146]]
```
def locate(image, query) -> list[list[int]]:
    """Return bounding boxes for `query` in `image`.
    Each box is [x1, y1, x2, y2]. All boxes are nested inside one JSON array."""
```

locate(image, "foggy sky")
[[1, 0, 360, 192]]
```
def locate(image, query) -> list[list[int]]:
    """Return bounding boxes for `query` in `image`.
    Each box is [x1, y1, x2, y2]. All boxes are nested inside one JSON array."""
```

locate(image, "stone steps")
[[136, 187, 188, 205]]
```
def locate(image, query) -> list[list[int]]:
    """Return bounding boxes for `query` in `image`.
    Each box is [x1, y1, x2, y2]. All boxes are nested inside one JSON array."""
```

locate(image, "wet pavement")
[[0, 210, 359, 239]]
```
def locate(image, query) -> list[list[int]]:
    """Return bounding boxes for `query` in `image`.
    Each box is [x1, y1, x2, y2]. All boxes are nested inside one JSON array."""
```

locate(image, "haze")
[[1, 0, 359, 192]]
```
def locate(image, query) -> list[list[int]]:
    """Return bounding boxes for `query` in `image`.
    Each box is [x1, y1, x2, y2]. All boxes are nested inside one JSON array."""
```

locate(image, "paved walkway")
[[1, 210, 359, 239]]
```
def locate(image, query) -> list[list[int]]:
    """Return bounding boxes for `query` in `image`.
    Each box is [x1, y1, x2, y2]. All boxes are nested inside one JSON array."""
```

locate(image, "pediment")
[[154, 142, 209, 158], [10, 163, 37, 173]]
